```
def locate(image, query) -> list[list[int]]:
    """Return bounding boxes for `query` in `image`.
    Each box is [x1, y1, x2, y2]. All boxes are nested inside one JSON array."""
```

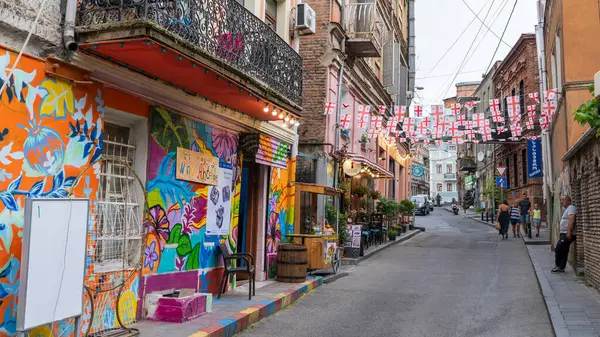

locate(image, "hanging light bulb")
[[295, 120, 300, 127], [284, 114, 290, 122], [271, 107, 277, 116], [264, 103, 269, 113], [278, 110, 284, 119]]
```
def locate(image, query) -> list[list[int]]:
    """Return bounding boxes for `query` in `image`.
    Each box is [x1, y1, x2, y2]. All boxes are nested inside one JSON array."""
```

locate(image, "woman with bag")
[[497, 200, 510, 240]]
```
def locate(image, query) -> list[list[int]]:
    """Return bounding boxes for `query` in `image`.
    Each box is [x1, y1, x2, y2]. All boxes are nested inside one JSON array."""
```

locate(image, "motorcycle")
[[452, 204, 459, 215]]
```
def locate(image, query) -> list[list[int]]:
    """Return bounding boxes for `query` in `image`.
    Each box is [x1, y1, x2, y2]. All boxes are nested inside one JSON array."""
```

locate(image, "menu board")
[[344, 225, 362, 248], [206, 162, 233, 236]]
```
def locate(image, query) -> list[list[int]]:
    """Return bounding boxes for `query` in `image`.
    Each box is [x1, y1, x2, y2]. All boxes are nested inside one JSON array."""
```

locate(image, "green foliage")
[[359, 198, 367, 210], [371, 190, 381, 200], [388, 230, 398, 239], [483, 177, 501, 207], [400, 200, 415, 216], [360, 134, 368, 144], [474, 207, 484, 213], [573, 85, 600, 135], [177, 234, 193, 256], [185, 244, 200, 270], [352, 185, 369, 197]]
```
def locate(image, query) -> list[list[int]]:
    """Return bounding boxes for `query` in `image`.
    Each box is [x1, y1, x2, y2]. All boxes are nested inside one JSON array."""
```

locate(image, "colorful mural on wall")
[[144, 107, 241, 293], [0, 48, 145, 336], [265, 159, 295, 279]]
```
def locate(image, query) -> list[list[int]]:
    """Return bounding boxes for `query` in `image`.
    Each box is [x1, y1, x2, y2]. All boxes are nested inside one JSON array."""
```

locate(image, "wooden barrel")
[[276, 244, 308, 283]]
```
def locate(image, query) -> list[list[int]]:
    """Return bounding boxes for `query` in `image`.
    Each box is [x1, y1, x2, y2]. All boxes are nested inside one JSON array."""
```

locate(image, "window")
[[446, 164, 452, 174], [437, 183, 442, 192], [447, 183, 453, 192], [522, 148, 527, 185], [265, 0, 278, 31], [97, 123, 144, 272], [551, 53, 558, 89], [389, 159, 396, 199], [448, 145, 457, 151], [513, 153, 519, 188], [436, 164, 442, 174], [519, 80, 525, 116]]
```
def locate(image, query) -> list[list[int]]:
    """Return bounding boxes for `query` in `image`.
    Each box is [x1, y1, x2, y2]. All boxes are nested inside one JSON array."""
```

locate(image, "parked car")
[[414, 194, 434, 212], [411, 195, 430, 215]]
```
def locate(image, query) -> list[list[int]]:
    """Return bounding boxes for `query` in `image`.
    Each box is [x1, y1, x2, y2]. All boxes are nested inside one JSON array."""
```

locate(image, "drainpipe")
[[407, 0, 416, 103], [63, 0, 79, 52], [333, 3, 347, 191]]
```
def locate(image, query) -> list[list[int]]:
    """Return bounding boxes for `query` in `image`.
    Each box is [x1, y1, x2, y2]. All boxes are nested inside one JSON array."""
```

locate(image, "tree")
[[483, 177, 501, 210]]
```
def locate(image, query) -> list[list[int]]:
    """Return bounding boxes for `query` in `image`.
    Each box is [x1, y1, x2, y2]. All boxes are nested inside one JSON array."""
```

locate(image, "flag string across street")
[[323, 88, 558, 146]]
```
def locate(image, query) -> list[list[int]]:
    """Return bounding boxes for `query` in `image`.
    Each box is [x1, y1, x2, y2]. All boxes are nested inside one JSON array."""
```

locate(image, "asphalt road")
[[239, 209, 554, 337]]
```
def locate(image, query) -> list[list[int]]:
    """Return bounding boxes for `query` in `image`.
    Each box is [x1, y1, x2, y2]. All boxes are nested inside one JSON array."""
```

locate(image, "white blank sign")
[[17, 198, 89, 331]]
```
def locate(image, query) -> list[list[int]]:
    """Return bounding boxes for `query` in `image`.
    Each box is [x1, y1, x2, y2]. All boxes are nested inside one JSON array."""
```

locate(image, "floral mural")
[[145, 107, 241, 292], [0, 47, 145, 337], [265, 161, 295, 279]]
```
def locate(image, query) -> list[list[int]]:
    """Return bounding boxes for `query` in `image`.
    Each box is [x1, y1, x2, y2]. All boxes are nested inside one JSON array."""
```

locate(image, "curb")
[[190, 277, 324, 337], [443, 208, 496, 228], [342, 230, 421, 266], [524, 245, 565, 337]]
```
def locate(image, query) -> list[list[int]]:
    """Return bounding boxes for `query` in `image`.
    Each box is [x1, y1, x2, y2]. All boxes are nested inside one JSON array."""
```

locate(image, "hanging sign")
[[528, 139, 543, 178], [412, 165, 424, 177], [176, 147, 219, 185], [343, 160, 362, 176]]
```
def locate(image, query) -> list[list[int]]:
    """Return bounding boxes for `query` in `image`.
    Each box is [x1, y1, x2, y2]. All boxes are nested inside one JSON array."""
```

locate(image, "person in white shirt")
[[552, 195, 576, 273]]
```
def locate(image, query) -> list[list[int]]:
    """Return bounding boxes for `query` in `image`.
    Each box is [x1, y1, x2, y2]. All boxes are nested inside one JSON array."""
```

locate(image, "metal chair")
[[217, 243, 255, 300], [370, 213, 384, 245]]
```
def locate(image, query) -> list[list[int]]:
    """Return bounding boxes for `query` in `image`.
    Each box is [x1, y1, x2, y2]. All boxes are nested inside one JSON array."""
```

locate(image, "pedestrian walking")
[[532, 203, 542, 238], [511, 202, 521, 238], [497, 200, 511, 240], [519, 194, 532, 237], [552, 196, 577, 273]]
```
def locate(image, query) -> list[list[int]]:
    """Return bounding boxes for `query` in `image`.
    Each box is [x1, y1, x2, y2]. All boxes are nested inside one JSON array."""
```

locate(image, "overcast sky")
[[413, 0, 539, 112]]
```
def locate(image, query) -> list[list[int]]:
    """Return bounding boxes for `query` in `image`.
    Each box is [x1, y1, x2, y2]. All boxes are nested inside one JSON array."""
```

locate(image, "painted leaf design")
[[185, 244, 201, 270], [176, 234, 192, 256], [39, 78, 75, 118], [29, 180, 45, 197], [7, 174, 21, 191], [52, 170, 65, 189], [168, 224, 182, 245], [0, 193, 18, 211]]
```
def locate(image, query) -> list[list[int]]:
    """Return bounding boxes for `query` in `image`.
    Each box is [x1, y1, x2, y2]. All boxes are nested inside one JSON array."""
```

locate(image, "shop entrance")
[[237, 160, 262, 280]]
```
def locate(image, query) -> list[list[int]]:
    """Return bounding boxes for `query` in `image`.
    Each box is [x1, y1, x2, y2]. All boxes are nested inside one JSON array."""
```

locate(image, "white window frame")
[[95, 109, 148, 273]]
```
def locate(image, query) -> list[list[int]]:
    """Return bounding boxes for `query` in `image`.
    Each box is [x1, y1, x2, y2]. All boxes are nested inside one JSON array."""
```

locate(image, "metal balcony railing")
[[444, 173, 456, 180], [76, 0, 303, 106], [344, 1, 382, 57]]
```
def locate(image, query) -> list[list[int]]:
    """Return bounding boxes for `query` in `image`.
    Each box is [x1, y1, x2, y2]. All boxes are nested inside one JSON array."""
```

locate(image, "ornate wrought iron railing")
[[76, 0, 303, 107]]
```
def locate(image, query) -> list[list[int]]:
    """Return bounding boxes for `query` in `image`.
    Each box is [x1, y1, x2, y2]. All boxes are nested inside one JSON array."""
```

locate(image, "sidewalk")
[[527, 245, 600, 336], [135, 276, 323, 337]]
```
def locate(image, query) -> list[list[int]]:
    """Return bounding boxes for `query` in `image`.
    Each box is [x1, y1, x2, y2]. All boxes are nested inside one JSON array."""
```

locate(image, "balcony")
[[458, 157, 477, 172], [444, 173, 457, 180], [344, 2, 382, 58], [76, 0, 303, 116]]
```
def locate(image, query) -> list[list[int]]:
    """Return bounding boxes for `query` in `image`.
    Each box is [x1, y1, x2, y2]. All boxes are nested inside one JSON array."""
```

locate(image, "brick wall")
[[568, 137, 600, 287]]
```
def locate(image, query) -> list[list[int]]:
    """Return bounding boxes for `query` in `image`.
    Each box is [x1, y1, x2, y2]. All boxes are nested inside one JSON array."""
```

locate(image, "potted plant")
[[352, 185, 369, 198], [388, 229, 398, 241], [400, 199, 415, 231], [371, 190, 381, 200]]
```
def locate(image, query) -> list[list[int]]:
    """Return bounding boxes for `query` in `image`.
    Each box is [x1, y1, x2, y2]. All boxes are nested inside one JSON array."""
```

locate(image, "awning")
[[239, 133, 290, 169], [342, 153, 394, 179]]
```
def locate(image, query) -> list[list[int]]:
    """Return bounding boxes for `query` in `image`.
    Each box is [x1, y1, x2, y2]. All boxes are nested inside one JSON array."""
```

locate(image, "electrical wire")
[[459, 0, 512, 48], [436, 0, 497, 101], [416, 0, 494, 88], [463, 0, 512, 66], [0, 0, 50, 96], [416, 68, 488, 80], [485, 0, 519, 74]]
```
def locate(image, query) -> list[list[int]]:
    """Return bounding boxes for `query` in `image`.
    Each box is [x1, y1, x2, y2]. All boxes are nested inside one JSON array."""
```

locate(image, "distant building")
[[411, 143, 430, 196], [429, 143, 458, 203]]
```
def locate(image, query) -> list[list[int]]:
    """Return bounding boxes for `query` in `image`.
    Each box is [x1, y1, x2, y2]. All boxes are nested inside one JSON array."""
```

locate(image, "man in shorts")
[[519, 193, 532, 238]]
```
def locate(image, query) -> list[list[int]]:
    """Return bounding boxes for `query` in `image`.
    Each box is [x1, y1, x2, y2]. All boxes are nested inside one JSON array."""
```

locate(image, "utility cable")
[[464, 0, 511, 67], [437, 0, 497, 101], [460, 0, 512, 48], [416, 68, 487, 80], [485, 0, 519, 74], [0, 0, 50, 96]]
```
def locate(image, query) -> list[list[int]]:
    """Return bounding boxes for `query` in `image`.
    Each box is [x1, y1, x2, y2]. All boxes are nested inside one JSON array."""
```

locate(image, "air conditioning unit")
[[296, 3, 316, 35]]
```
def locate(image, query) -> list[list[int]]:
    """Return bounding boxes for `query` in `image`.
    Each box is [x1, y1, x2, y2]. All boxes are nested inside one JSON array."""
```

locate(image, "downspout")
[[64, 0, 79, 52], [333, 3, 347, 190], [407, 0, 416, 104]]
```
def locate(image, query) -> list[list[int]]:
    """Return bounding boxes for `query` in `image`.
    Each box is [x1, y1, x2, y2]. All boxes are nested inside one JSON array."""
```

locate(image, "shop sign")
[[412, 165, 424, 177], [528, 139, 542, 178], [343, 160, 362, 176], [345, 225, 362, 248], [176, 147, 219, 185]]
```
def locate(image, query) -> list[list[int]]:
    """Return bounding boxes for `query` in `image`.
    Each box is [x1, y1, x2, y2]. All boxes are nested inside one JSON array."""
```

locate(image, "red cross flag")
[[357, 105, 370, 128], [543, 100, 557, 118], [489, 99, 501, 114], [527, 105, 536, 118], [370, 115, 383, 129], [395, 105, 407, 119], [464, 101, 479, 111], [450, 103, 461, 115], [414, 105, 423, 117], [464, 128, 475, 141], [399, 137, 407, 143], [403, 117, 415, 132], [340, 114, 352, 129], [506, 96, 520, 119], [324, 102, 336, 115], [386, 117, 399, 133], [431, 105, 444, 123], [545, 88, 558, 101], [379, 105, 387, 114], [539, 115, 549, 130], [435, 140, 443, 147], [491, 108, 504, 123], [447, 122, 462, 138], [367, 128, 378, 139], [482, 127, 493, 141], [473, 113, 485, 129], [456, 113, 465, 126], [528, 92, 540, 103], [416, 121, 428, 135], [525, 120, 534, 130], [510, 123, 522, 137]]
